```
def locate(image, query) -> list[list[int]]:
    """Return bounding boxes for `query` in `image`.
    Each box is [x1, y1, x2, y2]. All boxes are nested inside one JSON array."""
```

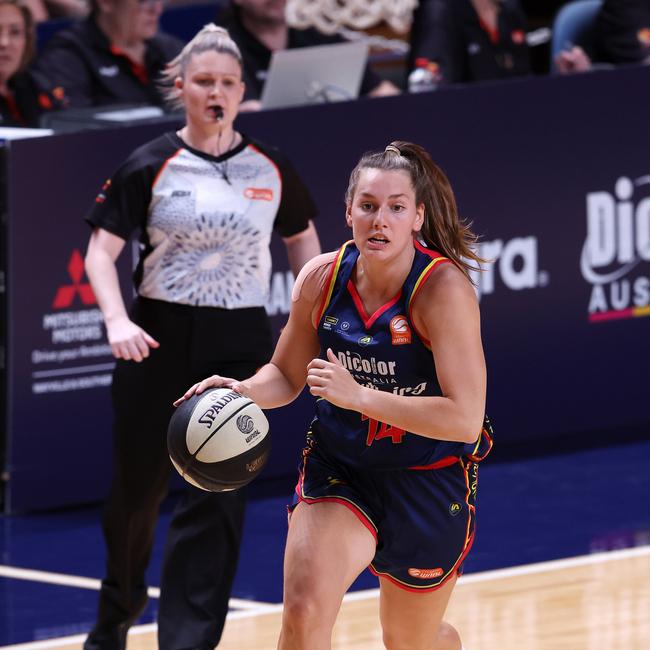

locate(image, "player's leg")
[[278, 500, 376, 650], [371, 458, 483, 650], [379, 575, 461, 650]]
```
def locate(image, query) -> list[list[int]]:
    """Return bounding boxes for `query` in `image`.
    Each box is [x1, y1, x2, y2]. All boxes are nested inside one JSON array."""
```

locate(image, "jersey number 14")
[[362, 414, 406, 446]]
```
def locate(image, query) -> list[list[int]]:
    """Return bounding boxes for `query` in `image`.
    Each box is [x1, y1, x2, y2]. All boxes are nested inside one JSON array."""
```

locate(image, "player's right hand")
[[173, 375, 241, 407], [106, 316, 160, 362]]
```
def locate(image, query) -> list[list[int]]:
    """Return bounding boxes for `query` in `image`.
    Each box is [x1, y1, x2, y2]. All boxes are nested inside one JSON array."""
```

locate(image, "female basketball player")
[[83, 25, 320, 650], [178, 141, 492, 650]]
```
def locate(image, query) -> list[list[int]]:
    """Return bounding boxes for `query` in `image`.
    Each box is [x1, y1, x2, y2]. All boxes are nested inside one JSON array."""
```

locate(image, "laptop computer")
[[260, 41, 368, 110]]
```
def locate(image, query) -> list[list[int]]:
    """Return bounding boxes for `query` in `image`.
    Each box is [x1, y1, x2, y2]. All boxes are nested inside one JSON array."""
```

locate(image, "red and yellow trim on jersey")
[[315, 240, 353, 326], [408, 419, 493, 470], [408, 456, 459, 471], [467, 421, 494, 463], [348, 280, 403, 330], [368, 459, 476, 593], [407, 240, 451, 350]]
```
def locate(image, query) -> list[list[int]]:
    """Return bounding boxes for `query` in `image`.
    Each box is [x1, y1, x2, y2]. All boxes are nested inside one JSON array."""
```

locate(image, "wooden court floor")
[[6, 546, 649, 650]]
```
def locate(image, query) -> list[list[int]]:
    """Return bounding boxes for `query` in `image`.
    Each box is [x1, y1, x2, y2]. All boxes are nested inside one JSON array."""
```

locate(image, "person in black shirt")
[[596, 0, 650, 65], [217, 0, 399, 110], [35, 0, 183, 107], [408, 0, 530, 85], [0, 0, 66, 126], [82, 23, 320, 650]]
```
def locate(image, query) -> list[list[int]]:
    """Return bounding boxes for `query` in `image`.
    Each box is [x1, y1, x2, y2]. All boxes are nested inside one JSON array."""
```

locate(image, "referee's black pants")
[[84, 298, 273, 650]]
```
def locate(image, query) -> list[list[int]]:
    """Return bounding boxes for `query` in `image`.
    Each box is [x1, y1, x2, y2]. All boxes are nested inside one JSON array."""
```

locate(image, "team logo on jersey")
[[408, 567, 443, 580], [323, 316, 338, 331], [244, 187, 274, 201], [449, 502, 462, 516], [340, 321, 350, 330], [358, 335, 373, 346], [389, 315, 411, 345]]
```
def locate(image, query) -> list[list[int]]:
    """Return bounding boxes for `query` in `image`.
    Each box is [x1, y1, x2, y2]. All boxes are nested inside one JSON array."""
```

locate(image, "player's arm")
[[178, 252, 335, 409], [85, 227, 159, 362], [307, 263, 486, 443]]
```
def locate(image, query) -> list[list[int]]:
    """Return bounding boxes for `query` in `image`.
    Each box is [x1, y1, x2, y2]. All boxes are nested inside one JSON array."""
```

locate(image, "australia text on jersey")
[[336, 349, 427, 395]]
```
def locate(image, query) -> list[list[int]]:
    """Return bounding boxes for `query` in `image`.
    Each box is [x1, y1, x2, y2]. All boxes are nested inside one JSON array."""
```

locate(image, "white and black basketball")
[[168, 387, 270, 492]]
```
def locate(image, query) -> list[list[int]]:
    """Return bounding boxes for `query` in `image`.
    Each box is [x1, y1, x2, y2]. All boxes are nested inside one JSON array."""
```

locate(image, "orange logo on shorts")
[[408, 567, 443, 580], [389, 315, 411, 345], [244, 187, 274, 201]]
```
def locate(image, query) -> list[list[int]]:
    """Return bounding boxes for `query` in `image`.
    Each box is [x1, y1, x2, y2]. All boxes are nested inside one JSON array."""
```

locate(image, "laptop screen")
[[260, 41, 368, 110]]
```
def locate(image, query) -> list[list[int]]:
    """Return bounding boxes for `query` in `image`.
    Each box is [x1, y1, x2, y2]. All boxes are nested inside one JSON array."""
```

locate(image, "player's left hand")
[[306, 348, 361, 409]]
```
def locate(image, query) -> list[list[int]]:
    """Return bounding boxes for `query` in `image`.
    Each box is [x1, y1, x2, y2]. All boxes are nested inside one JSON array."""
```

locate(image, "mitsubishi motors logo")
[[52, 250, 96, 309]]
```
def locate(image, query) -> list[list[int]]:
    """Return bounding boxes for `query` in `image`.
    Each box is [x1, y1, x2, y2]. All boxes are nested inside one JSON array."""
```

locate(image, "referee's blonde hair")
[[161, 24, 243, 110]]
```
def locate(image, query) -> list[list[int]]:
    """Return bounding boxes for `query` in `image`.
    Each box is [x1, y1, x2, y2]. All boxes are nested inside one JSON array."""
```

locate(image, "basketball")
[[167, 387, 270, 492]]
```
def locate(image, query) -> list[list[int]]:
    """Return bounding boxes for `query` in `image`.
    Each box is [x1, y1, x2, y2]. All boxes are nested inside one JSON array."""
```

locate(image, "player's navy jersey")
[[312, 239, 487, 470], [86, 132, 316, 309]]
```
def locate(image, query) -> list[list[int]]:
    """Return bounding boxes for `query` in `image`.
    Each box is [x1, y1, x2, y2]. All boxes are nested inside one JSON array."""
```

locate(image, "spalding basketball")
[[168, 387, 270, 492]]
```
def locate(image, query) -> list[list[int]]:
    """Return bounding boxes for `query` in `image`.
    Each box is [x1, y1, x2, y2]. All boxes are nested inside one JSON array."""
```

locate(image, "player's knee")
[[382, 627, 425, 650], [282, 587, 336, 639], [281, 599, 320, 640], [382, 620, 460, 650], [435, 621, 461, 648], [282, 590, 319, 626]]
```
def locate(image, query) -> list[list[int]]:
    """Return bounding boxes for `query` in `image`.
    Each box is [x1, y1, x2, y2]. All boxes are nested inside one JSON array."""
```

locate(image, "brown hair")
[[345, 140, 484, 280], [0, 0, 35, 72]]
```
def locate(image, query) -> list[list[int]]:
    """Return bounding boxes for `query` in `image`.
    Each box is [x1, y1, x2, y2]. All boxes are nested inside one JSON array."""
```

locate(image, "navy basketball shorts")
[[291, 442, 480, 592]]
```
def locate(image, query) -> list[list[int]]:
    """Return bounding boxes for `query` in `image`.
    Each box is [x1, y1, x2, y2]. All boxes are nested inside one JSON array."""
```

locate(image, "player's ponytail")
[[345, 141, 484, 281]]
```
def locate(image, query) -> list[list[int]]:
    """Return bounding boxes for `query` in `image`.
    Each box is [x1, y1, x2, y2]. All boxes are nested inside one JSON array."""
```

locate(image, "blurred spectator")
[[22, 0, 87, 23], [35, 0, 182, 107], [596, 0, 650, 65], [408, 0, 531, 85], [0, 0, 67, 126], [217, 0, 399, 110]]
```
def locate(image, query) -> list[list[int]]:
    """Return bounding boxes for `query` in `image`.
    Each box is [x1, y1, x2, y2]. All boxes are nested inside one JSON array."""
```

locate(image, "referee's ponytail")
[[345, 141, 485, 282]]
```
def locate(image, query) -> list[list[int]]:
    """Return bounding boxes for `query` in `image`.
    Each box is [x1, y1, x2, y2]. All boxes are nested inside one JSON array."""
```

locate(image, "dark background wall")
[[2, 65, 649, 512]]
